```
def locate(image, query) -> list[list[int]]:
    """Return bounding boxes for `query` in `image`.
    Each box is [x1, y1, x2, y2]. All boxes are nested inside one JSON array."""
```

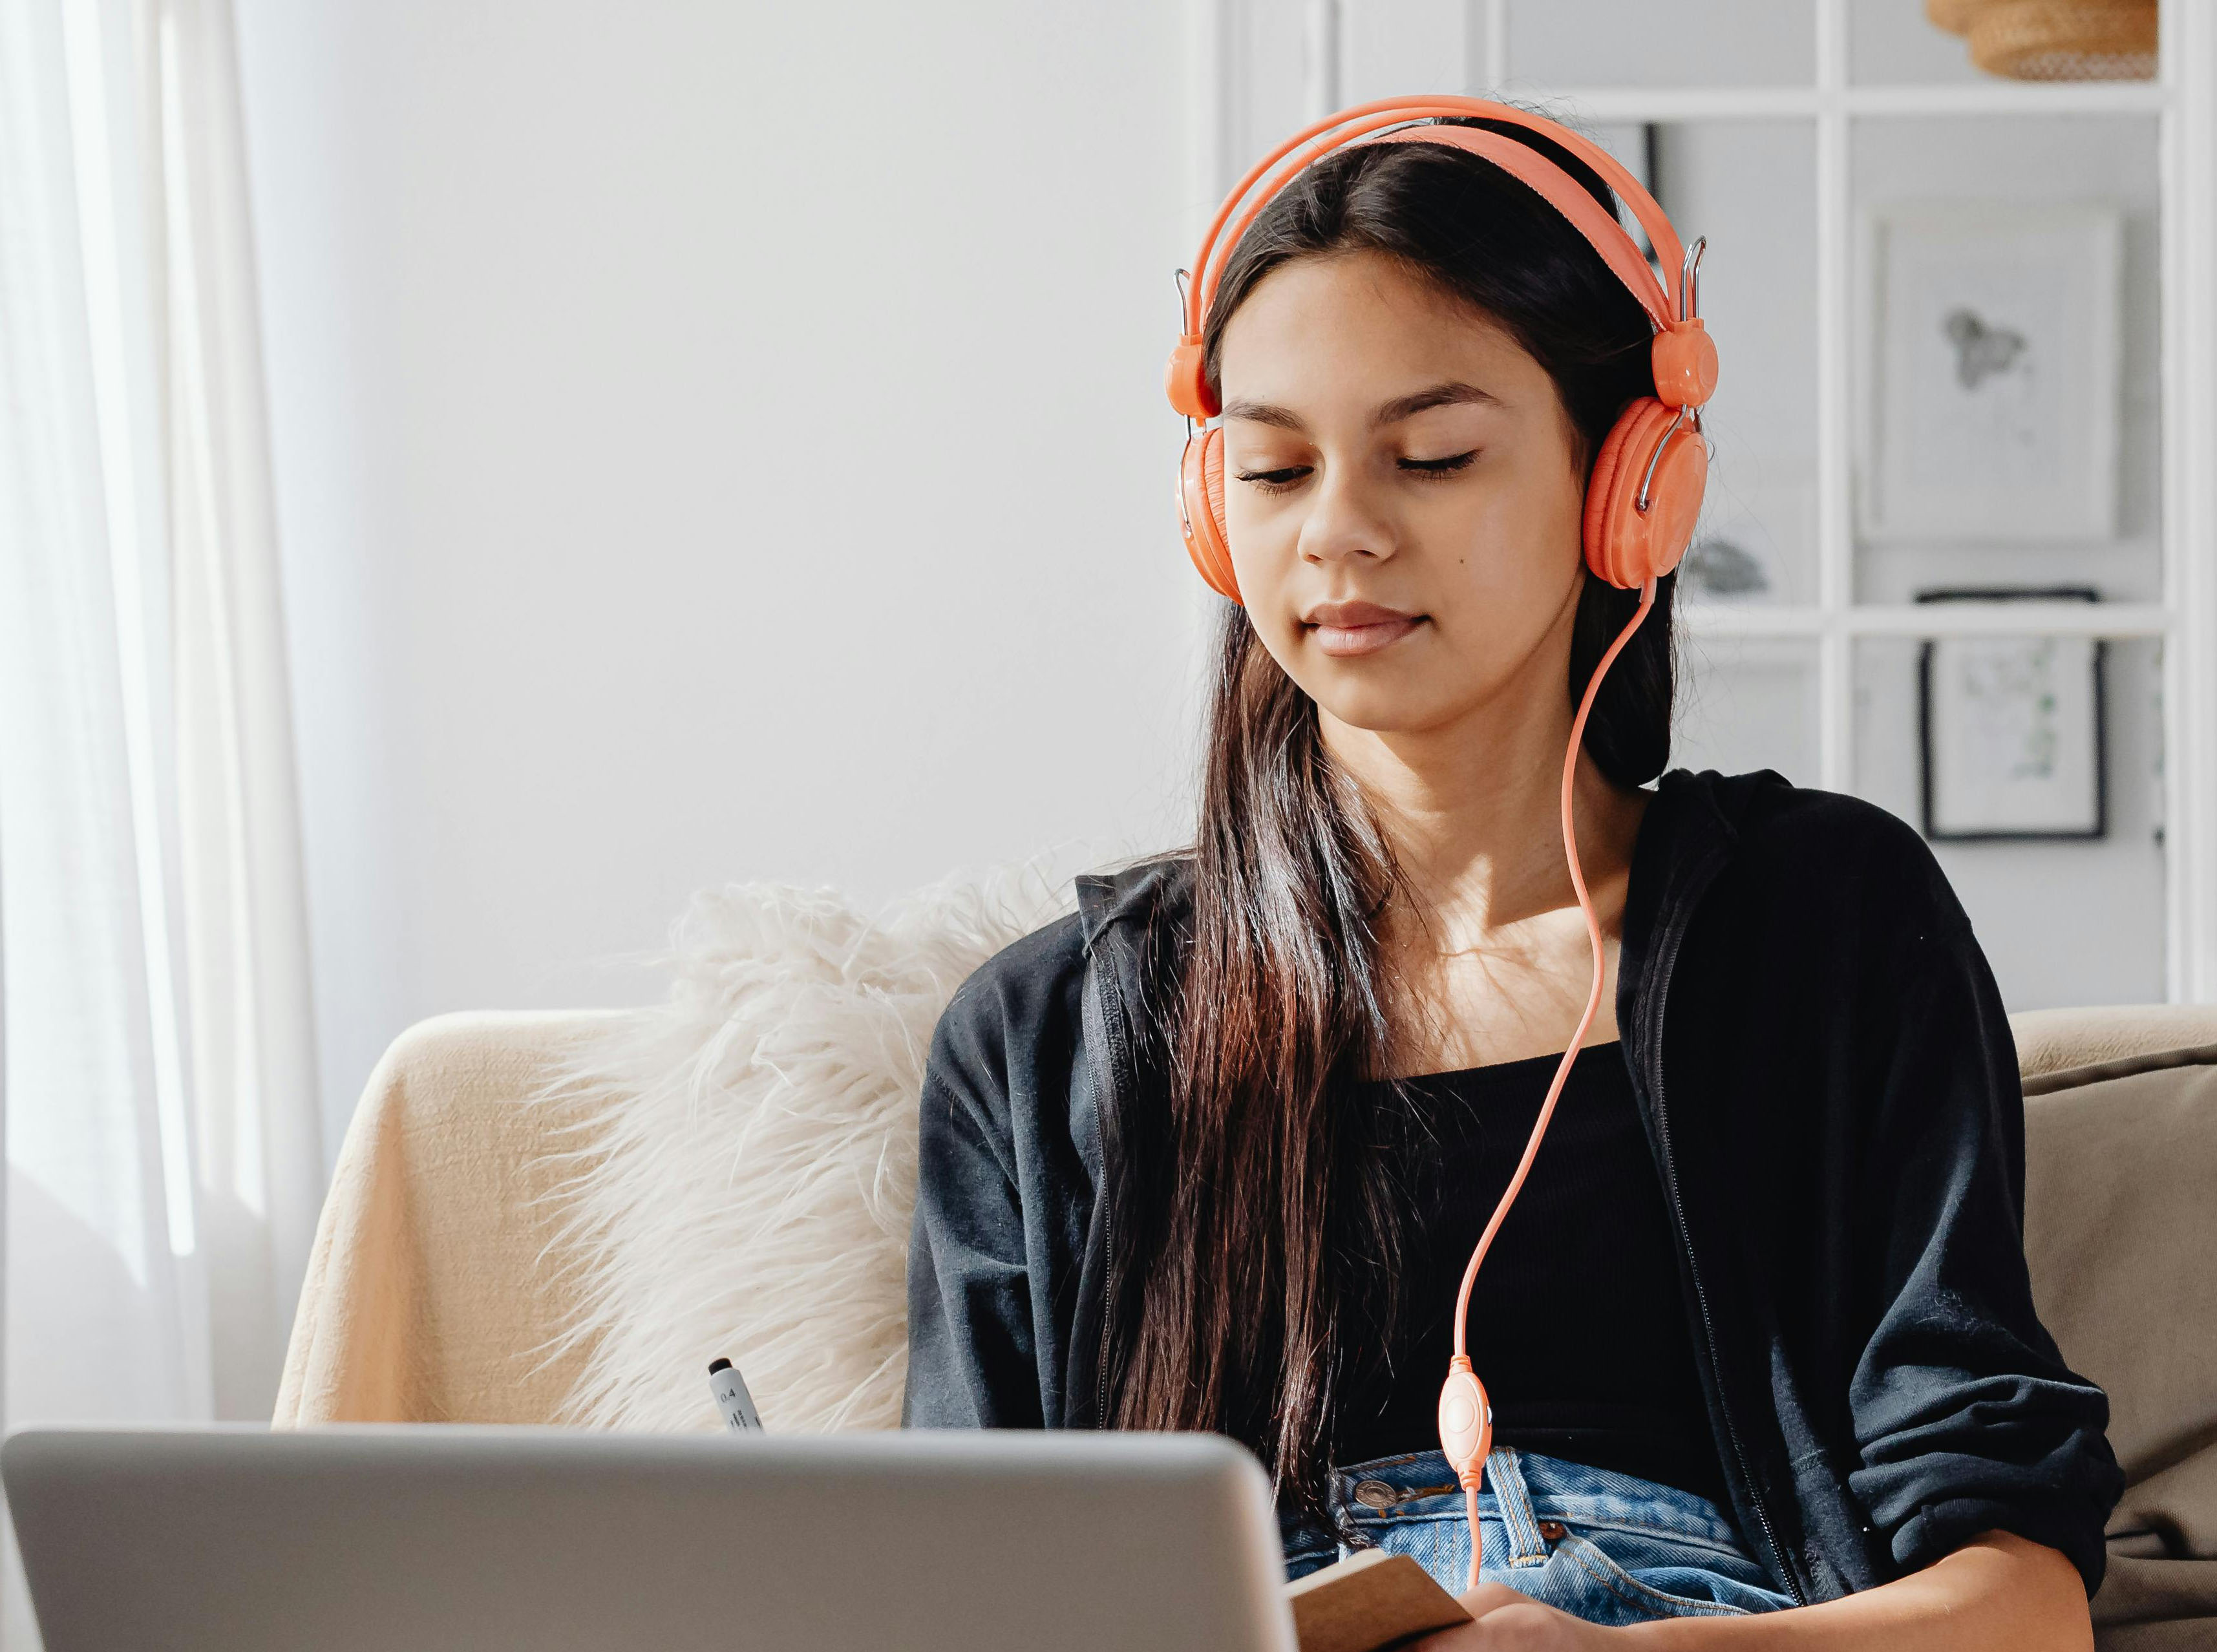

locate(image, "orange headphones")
[[1163, 95, 1719, 1591], [1167, 94, 1716, 603]]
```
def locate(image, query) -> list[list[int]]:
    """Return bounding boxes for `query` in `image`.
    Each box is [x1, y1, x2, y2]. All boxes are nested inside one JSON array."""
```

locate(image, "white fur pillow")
[[534, 854, 1087, 1433]]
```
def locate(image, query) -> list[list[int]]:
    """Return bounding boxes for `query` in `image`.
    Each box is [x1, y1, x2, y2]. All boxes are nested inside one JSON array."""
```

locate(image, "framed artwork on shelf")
[[1916, 586, 2107, 843], [1860, 200, 2122, 543]]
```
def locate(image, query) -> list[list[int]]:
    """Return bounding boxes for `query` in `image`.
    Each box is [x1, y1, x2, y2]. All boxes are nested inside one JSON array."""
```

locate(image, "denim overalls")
[[1279, 1445, 1798, 1628]]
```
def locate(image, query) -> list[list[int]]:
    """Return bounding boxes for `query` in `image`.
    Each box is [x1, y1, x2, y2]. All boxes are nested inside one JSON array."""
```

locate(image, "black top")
[[901, 767, 2123, 1602], [1330, 1039, 1728, 1505]]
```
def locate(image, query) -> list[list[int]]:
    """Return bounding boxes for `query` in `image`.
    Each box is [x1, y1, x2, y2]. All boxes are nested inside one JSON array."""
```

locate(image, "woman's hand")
[[1406, 1530, 2093, 1650], [1407, 1583, 1631, 1649]]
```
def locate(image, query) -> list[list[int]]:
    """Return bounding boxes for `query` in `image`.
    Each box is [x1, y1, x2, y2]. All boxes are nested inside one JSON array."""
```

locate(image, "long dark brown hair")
[[1103, 117, 1682, 1530]]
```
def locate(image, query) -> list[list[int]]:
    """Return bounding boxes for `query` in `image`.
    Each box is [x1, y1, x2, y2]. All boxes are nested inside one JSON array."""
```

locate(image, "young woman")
[[901, 99, 2122, 1648]]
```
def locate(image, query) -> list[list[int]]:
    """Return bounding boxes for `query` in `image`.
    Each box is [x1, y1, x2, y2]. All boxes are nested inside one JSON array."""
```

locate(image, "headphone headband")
[[1350, 124, 1674, 330], [1168, 95, 1710, 421], [1188, 94, 1684, 337]]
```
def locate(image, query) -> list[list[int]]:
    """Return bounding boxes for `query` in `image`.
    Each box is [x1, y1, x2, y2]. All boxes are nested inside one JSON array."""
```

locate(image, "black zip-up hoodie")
[[900, 766, 2124, 1604]]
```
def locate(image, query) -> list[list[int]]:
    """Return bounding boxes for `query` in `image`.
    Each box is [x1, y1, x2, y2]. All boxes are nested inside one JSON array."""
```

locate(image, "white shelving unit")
[[1187, 0, 2217, 1003]]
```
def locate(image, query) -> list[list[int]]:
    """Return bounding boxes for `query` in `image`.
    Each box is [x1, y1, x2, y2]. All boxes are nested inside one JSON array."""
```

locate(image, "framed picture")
[[1860, 200, 2122, 542], [1917, 587, 2106, 842]]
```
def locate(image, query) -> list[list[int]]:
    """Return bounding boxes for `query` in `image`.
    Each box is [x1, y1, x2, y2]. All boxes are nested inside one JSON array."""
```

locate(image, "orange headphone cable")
[[1443, 570, 1659, 1592]]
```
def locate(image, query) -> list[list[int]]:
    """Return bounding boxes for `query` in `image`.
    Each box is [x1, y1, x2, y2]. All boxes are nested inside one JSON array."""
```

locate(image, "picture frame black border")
[[1915, 586, 2108, 844]]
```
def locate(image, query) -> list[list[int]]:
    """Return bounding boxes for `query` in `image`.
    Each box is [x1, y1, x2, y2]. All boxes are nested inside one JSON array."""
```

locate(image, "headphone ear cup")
[[1179, 426, 1242, 604], [1582, 397, 1707, 588]]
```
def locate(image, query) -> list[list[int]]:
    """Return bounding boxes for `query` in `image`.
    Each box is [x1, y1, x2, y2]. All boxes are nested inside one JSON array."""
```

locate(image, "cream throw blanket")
[[274, 872, 2217, 1646]]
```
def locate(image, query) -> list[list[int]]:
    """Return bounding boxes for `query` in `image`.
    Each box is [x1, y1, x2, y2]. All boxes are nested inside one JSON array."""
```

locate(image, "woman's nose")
[[1297, 464, 1398, 572]]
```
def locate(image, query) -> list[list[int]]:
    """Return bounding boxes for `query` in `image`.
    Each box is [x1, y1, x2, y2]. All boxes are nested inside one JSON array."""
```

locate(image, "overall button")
[[1352, 1479, 1397, 1510]]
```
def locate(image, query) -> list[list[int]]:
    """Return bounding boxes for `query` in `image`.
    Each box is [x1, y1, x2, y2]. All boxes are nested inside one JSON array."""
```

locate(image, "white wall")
[[232, 0, 1206, 1165], [235, 1, 2176, 1160]]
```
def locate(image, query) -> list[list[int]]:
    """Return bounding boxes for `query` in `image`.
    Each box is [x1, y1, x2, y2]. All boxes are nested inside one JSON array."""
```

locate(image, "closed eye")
[[1233, 465, 1311, 496], [1401, 450, 1478, 476]]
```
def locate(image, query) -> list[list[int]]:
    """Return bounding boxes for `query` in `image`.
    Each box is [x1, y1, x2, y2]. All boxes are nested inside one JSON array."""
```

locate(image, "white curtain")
[[0, 0, 323, 1643]]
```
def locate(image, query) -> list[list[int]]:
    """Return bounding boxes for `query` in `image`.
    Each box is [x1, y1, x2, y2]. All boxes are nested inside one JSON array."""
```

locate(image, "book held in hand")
[[1285, 1547, 1472, 1652]]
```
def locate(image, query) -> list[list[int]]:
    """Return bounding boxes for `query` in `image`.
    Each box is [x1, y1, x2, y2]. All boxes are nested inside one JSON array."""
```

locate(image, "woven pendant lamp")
[[1925, 0, 1991, 31], [1925, 0, 2158, 81]]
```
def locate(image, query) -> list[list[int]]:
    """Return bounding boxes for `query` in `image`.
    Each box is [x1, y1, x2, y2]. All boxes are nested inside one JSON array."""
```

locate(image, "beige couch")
[[276, 1002, 2217, 1648]]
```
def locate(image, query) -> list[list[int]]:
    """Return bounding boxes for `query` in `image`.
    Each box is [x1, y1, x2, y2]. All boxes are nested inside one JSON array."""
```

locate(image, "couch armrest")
[[274, 1009, 629, 1426], [2010, 1004, 2217, 1083]]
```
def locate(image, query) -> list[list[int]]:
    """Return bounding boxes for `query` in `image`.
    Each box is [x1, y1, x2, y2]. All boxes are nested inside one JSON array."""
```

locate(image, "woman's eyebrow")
[[1374, 381, 1501, 425], [1217, 397, 1307, 431], [1218, 381, 1501, 432]]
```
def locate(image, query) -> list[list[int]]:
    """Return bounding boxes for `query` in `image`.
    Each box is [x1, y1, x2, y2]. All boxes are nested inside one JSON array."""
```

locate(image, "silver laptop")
[[2, 1423, 1297, 1652]]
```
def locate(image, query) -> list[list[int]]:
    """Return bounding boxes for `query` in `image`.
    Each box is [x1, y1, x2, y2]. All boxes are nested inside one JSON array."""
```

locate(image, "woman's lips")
[[1300, 599, 1425, 657], [1307, 615, 1424, 657]]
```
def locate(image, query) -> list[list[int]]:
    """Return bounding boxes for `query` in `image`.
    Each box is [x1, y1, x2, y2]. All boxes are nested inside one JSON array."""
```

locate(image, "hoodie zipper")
[[1092, 958, 1112, 1429], [1644, 852, 1807, 1608], [1083, 945, 1127, 1433], [1095, 1215, 1114, 1431]]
